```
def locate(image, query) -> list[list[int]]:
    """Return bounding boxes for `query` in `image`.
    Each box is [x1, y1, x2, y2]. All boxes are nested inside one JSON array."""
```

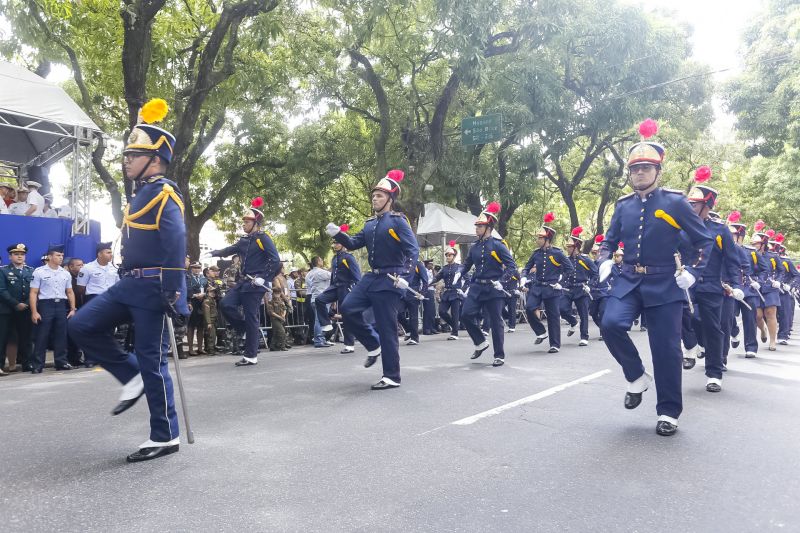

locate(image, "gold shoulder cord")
[[122, 184, 185, 232]]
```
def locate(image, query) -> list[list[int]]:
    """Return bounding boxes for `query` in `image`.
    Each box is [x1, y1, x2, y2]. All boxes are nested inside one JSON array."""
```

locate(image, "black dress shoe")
[[470, 344, 489, 359], [682, 358, 696, 370], [731, 339, 740, 348], [55, 364, 74, 370], [340, 348, 355, 354], [112, 391, 145, 415], [547, 347, 559, 354], [126, 444, 179, 463], [234, 358, 257, 366], [697, 351, 704, 359], [492, 358, 504, 367], [625, 392, 644, 409], [364, 354, 379, 368], [31, 368, 43, 374], [706, 382, 722, 393], [656, 421, 678, 436], [370, 379, 399, 390], [534, 335, 547, 345]]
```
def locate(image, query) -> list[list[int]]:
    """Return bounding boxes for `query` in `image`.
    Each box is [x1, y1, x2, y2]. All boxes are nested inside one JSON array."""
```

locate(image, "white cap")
[[26, 181, 42, 189]]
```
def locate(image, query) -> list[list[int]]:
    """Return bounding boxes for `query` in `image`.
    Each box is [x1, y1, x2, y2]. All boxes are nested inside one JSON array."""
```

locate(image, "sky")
[[41, 0, 765, 245]]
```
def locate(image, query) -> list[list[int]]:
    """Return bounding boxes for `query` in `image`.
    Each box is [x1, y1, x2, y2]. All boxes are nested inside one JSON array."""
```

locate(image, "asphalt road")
[[3, 319, 800, 532]]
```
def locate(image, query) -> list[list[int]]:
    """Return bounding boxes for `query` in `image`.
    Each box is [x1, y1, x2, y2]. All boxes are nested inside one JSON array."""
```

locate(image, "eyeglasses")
[[630, 164, 657, 173]]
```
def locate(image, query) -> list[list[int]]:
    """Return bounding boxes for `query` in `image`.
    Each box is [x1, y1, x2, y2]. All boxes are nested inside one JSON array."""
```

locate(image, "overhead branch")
[[348, 48, 391, 177], [197, 158, 285, 224]]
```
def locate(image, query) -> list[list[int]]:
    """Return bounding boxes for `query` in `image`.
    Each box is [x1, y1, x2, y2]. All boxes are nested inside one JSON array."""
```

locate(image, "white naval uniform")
[[77, 260, 119, 296]]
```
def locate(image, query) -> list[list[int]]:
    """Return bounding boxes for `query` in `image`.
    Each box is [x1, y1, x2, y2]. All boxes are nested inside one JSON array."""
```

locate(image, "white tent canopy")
[[416, 202, 501, 249], [0, 61, 102, 167]]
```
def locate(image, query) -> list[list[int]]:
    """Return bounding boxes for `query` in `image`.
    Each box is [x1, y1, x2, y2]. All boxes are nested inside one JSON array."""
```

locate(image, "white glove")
[[771, 280, 781, 289], [415, 293, 425, 301], [200, 251, 213, 260], [783, 283, 791, 292], [750, 281, 761, 291], [598, 260, 613, 282], [394, 277, 410, 290], [675, 270, 696, 290], [520, 276, 529, 286], [493, 280, 504, 291], [325, 222, 340, 237], [514, 290, 521, 296], [253, 277, 266, 287], [731, 288, 745, 301], [583, 285, 591, 294], [457, 289, 467, 298], [551, 283, 563, 291]]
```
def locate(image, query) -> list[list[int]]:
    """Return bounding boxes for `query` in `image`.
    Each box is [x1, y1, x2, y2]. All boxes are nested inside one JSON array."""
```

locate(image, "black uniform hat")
[[7, 243, 27, 254], [47, 243, 65, 254], [96, 242, 112, 254]]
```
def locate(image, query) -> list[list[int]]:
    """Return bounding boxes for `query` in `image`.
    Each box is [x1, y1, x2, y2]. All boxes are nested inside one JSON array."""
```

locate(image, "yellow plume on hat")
[[140, 98, 169, 124]]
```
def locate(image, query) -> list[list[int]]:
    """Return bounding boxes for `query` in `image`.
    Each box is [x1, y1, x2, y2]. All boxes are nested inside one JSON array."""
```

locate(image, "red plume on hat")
[[543, 212, 555, 224], [386, 169, 405, 183], [694, 166, 712, 183], [766, 229, 776, 239], [339, 224, 350, 233], [618, 242, 625, 249], [251, 197, 264, 209], [449, 240, 456, 247], [775, 233, 785, 244], [754, 220, 766, 232], [727, 211, 741, 223], [594, 234, 604, 244], [638, 118, 659, 139], [571, 226, 583, 237], [485, 201, 501, 214]]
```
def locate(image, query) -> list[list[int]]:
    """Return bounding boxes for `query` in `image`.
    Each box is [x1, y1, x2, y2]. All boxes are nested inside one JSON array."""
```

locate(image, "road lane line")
[[418, 369, 611, 436]]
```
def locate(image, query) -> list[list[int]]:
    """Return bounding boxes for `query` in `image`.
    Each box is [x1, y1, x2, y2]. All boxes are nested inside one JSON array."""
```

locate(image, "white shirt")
[[57, 205, 73, 218], [0, 201, 8, 214], [42, 207, 58, 218], [77, 259, 119, 295], [8, 202, 29, 216], [26, 189, 45, 216], [305, 267, 331, 301], [31, 265, 72, 300]]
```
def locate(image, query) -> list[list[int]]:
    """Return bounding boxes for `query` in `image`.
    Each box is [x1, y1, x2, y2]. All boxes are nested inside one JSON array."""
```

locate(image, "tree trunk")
[[121, 0, 166, 128]]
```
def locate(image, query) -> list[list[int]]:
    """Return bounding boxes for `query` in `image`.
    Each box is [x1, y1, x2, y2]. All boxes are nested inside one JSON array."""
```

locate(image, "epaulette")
[[366, 215, 376, 221], [550, 246, 562, 252], [616, 192, 635, 202], [744, 245, 756, 251], [662, 188, 685, 195], [708, 218, 724, 225]]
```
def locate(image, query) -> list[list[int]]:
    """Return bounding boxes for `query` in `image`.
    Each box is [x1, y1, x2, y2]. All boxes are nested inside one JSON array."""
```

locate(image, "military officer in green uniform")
[[0, 243, 35, 374]]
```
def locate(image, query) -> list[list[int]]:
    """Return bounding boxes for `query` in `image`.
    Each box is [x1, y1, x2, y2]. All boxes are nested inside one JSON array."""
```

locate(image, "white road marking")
[[418, 369, 611, 435]]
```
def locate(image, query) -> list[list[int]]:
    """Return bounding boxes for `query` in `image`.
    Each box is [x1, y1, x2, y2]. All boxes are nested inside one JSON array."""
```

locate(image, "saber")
[[583, 284, 594, 301], [387, 273, 428, 300], [166, 316, 195, 444], [674, 253, 695, 314], [722, 282, 752, 311]]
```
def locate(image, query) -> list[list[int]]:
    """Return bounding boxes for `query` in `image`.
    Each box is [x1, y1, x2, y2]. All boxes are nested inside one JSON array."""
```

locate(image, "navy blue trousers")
[[422, 293, 436, 334], [589, 297, 608, 331], [438, 298, 462, 336], [340, 284, 401, 382], [600, 289, 683, 419], [462, 290, 505, 357], [778, 292, 795, 340], [502, 295, 518, 328], [691, 292, 724, 379], [740, 297, 759, 353], [525, 293, 562, 348], [397, 297, 420, 342], [220, 282, 266, 358], [559, 292, 590, 340], [68, 292, 179, 443], [721, 295, 735, 361], [315, 285, 355, 346], [681, 305, 700, 350], [32, 300, 69, 370]]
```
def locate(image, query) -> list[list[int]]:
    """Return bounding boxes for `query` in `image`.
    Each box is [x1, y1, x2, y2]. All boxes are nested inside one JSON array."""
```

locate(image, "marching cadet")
[[433, 240, 468, 340], [681, 166, 742, 392], [207, 196, 281, 367], [68, 98, 189, 462], [520, 213, 574, 353], [29, 244, 76, 373], [325, 169, 419, 390], [421, 259, 437, 334], [597, 119, 712, 437], [774, 236, 798, 344], [397, 259, 428, 345], [588, 235, 612, 334], [721, 212, 752, 362], [559, 226, 598, 346], [76, 242, 119, 304], [750, 222, 780, 351], [460, 202, 517, 367], [0, 243, 34, 374], [316, 233, 362, 353], [501, 265, 521, 333]]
